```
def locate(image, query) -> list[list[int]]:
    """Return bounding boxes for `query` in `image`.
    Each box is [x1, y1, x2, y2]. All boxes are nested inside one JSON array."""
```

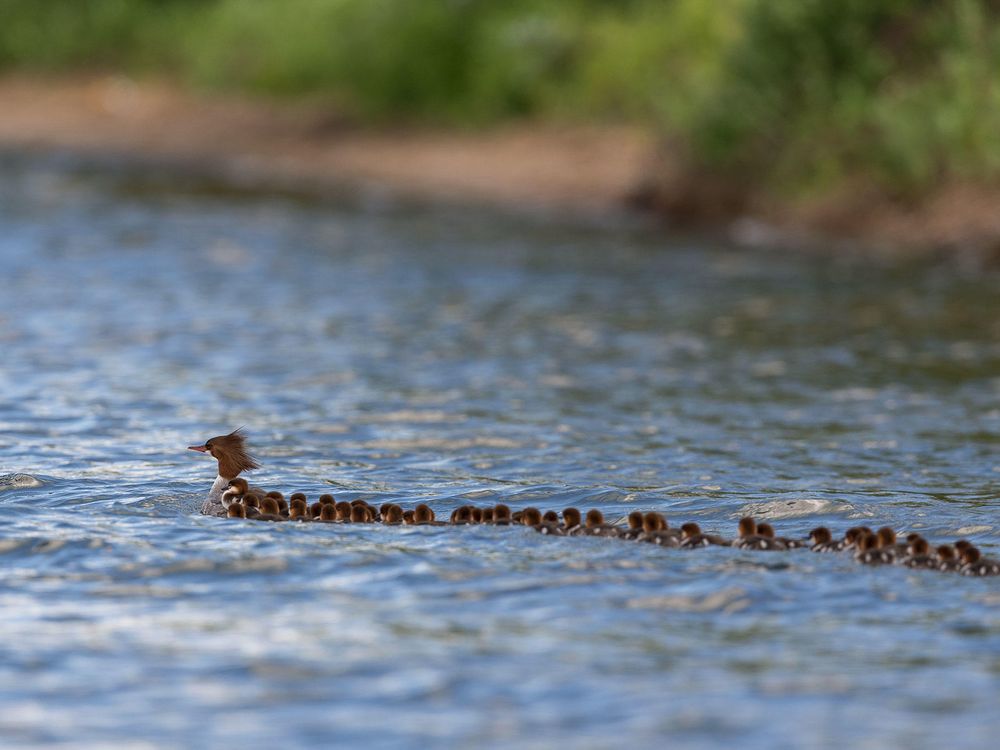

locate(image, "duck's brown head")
[[188, 429, 260, 480]]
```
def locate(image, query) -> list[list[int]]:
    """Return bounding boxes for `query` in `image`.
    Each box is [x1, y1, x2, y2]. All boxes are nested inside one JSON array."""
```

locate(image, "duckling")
[[855, 532, 889, 565], [935, 544, 961, 572], [542, 510, 560, 524], [470, 507, 484, 524], [414, 503, 437, 525], [493, 504, 512, 526], [309, 501, 322, 518], [733, 517, 766, 550], [318, 503, 338, 522], [874, 527, 900, 562], [227, 503, 247, 519], [581, 509, 620, 537], [758, 522, 805, 549], [481, 507, 495, 524], [638, 513, 680, 547], [451, 506, 472, 525], [256, 497, 285, 522], [289, 492, 307, 503], [808, 527, 839, 552], [222, 477, 250, 508], [350, 504, 369, 523], [528, 507, 565, 535], [620, 511, 646, 540], [382, 504, 404, 525], [319, 494, 335, 506], [562, 507, 583, 534], [960, 547, 1000, 576], [901, 537, 935, 569], [335, 501, 353, 522], [403, 509, 416, 524], [841, 526, 871, 551], [289, 497, 310, 521], [243, 492, 262, 510], [754, 522, 790, 551], [680, 522, 727, 548]]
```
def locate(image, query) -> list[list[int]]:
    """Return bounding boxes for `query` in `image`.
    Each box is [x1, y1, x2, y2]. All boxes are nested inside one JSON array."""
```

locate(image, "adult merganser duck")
[[189, 429, 260, 517]]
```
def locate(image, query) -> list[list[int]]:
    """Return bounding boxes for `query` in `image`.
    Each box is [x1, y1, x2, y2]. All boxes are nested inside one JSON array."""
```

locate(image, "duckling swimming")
[[581, 509, 620, 537], [562, 508, 583, 535], [680, 522, 727, 548], [935, 544, 961, 572], [637, 513, 680, 547], [808, 527, 839, 552], [960, 547, 1000, 576], [227, 503, 247, 519]]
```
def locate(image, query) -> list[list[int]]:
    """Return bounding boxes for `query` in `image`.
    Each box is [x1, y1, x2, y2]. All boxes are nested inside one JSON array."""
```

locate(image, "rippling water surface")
[[1, 157, 999, 749]]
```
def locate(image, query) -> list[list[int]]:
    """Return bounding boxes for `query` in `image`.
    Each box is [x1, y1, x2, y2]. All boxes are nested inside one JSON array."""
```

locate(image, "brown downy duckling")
[[901, 537, 935, 568], [256, 497, 285, 522], [519, 507, 541, 526], [543, 510, 560, 524], [289, 497, 310, 521], [481, 507, 495, 523], [758, 522, 805, 549], [223, 477, 250, 508], [350, 504, 369, 523], [414, 503, 436, 525], [227, 503, 247, 519], [639, 513, 681, 547], [809, 527, 839, 552], [581, 509, 619, 537], [528, 507, 565, 535], [733, 517, 766, 550], [403, 509, 416, 524], [562, 507, 583, 534], [841, 526, 871, 551], [469, 507, 484, 524], [855, 532, 888, 564], [310, 501, 323, 519], [521, 507, 543, 526], [451, 506, 472, 524], [874, 527, 900, 562], [243, 492, 262, 510], [620, 511, 646, 540], [289, 492, 307, 503], [318, 503, 338, 522], [335, 501, 353, 522], [383, 505, 404, 525], [319, 494, 336, 505], [935, 544, 960, 572], [493, 504, 512, 526], [680, 522, 727, 548], [960, 547, 1000, 576], [754, 522, 790, 551]]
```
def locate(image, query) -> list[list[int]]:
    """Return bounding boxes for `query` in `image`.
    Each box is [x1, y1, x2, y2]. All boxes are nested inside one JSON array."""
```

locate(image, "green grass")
[[1, 0, 998, 197]]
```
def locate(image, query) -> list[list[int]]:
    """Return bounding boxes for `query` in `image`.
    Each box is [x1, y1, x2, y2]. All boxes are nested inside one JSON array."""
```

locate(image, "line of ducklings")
[[220, 479, 999, 577]]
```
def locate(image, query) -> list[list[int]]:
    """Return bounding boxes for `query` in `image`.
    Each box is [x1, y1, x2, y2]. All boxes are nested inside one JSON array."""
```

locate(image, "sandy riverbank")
[[2, 75, 999, 254]]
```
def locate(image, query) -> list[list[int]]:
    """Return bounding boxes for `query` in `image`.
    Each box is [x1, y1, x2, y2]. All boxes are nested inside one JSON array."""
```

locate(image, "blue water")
[[1, 157, 998, 749]]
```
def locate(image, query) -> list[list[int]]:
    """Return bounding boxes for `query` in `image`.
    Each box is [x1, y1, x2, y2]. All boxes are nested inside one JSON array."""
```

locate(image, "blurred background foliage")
[[1, 0, 998, 196]]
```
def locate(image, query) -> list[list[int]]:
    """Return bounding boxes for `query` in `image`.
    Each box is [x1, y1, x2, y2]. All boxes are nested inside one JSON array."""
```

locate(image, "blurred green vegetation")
[[1, 0, 999, 196]]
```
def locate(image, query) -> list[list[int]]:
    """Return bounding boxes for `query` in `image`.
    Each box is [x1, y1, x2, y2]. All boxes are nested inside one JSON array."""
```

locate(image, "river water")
[[1, 157, 998, 749]]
